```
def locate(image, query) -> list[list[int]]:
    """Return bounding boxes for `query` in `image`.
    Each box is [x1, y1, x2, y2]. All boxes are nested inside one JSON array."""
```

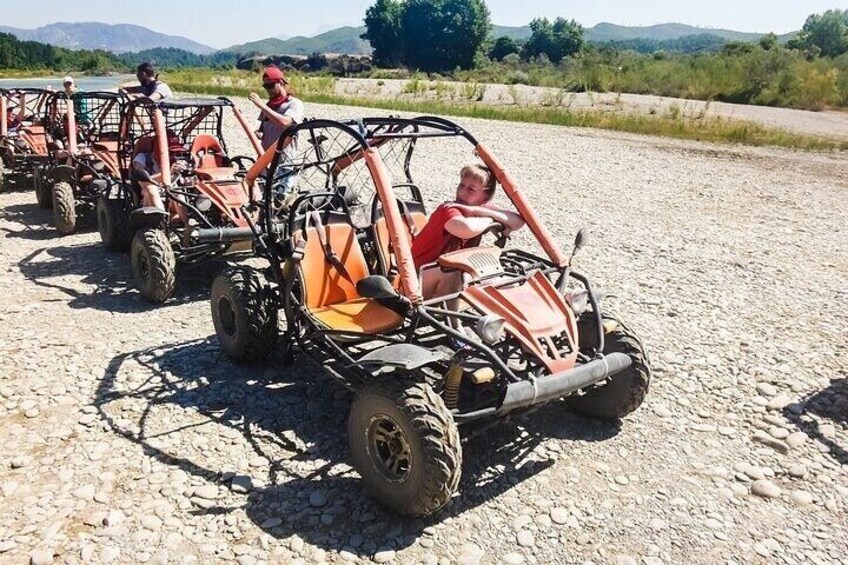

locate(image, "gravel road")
[[1, 99, 846, 565]]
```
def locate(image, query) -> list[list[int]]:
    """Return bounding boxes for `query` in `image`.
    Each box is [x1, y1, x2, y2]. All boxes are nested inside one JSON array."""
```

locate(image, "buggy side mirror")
[[356, 275, 398, 300], [568, 227, 588, 267], [574, 228, 587, 252]]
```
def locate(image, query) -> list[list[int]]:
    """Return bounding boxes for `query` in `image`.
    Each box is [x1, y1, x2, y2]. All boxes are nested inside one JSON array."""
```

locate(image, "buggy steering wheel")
[[481, 219, 510, 248]]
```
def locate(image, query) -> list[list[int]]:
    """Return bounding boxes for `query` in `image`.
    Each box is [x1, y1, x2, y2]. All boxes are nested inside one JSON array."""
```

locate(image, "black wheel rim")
[[217, 295, 236, 337], [366, 415, 412, 483]]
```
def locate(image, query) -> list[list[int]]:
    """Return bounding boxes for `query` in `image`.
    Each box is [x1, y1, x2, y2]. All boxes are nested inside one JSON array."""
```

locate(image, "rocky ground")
[[0, 100, 846, 565]]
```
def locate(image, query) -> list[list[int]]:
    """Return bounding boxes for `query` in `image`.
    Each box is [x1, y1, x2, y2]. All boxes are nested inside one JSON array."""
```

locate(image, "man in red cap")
[[249, 65, 304, 152]]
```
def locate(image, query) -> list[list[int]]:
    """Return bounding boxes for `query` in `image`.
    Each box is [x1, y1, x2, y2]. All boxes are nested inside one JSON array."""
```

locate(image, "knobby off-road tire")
[[348, 379, 462, 517], [131, 228, 176, 303], [34, 167, 52, 209], [52, 181, 77, 235], [568, 314, 651, 420], [97, 196, 132, 251], [0, 160, 5, 192], [211, 266, 278, 363]]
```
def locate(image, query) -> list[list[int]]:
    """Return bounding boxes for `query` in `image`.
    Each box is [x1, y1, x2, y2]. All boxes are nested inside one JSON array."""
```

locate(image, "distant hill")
[[0, 22, 215, 55], [227, 26, 371, 56], [227, 22, 796, 57], [492, 22, 794, 44]]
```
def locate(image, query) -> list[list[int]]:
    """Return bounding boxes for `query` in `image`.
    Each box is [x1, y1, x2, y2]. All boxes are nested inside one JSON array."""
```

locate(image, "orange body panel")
[[20, 127, 47, 155], [463, 271, 579, 373], [194, 180, 252, 227]]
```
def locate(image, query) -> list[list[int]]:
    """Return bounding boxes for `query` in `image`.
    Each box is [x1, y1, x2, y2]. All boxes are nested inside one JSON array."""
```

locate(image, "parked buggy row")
[[1, 88, 651, 517]]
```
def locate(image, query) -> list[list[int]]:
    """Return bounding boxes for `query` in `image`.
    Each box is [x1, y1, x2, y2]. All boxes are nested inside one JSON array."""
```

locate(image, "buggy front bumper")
[[497, 352, 631, 414]]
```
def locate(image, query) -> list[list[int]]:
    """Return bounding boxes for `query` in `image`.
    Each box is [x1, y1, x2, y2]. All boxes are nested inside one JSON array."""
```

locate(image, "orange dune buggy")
[[100, 96, 264, 302], [209, 116, 651, 517], [0, 88, 53, 199], [41, 91, 126, 234]]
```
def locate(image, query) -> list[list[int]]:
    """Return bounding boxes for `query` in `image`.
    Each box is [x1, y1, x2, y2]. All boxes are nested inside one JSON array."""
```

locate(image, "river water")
[[0, 75, 134, 91]]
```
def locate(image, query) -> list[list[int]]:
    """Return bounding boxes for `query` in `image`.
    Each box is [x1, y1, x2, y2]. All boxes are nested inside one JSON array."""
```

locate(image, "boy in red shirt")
[[412, 164, 524, 299]]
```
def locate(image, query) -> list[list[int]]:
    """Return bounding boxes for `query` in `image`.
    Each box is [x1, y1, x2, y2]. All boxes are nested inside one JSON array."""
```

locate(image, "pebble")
[[550, 507, 569, 525], [503, 553, 524, 565], [766, 395, 793, 411], [374, 549, 396, 563], [309, 490, 327, 508], [141, 515, 163, 531], [231, 475, 253, 493], [755, 383, 777, 397], [576, 533, 592, 545], [788, 464, 808, 479], [30, 550, 53, 565], [193, 485, 219, 500], [0, 541, 16, 553], [752, 431, 789, 454], [785, 432, 808, 448], [751, 480, 782, 499], [458, 543, 484, 565], [790, 491, 814, 506], [516, 531, 535, 547]]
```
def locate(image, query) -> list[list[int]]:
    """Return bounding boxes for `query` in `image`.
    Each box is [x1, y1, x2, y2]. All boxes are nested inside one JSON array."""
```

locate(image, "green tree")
[[522, 17, 584, 63], [363, 0, 490, 71], [398, 0, 490, 71], [489, 36, 519, 61], [361, 0, 403, 67], [789, 10, 848, 57], [758, 32, 780, 51]]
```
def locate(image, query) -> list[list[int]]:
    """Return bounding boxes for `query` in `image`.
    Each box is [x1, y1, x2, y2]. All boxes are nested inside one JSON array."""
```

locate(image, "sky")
[[2, 0, 846, 49]]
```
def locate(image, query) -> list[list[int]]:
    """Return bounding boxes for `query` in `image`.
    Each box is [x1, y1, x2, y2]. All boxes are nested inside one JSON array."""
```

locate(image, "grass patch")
[[169, 80, 848, 152]]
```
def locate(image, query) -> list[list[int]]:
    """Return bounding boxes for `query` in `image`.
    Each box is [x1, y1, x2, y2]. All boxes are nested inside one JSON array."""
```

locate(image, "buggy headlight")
[[566, 289, 590, 316], [14, 138, 27, 149], [475, 314, 505, 344], [195, 195, 212, 212]]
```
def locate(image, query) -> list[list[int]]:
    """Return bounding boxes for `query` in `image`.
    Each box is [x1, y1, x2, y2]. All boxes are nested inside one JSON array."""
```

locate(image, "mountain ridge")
[[0, 22, 214, 54]]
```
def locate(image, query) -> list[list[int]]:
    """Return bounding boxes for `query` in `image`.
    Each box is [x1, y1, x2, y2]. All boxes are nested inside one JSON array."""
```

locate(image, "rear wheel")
[[97, 196, 132, 251], [131, 228, 176, 303], [34, 167, 52, 209], [568, 315, 651, 420], [348, 379, 462, 517], [52, 181, 77, 235], [211, 266, 278, 362]]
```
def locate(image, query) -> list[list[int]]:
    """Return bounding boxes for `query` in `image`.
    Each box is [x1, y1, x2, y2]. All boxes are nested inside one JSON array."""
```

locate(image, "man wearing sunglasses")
[[248, 65, 304, 151]]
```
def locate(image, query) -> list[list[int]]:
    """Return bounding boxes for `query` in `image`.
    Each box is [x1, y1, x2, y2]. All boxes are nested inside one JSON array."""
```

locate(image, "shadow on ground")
[[16, 242, 224, 313], [0, 202, 69, 241], [95, 339, 620, 558], [784, 377, 847, 466]]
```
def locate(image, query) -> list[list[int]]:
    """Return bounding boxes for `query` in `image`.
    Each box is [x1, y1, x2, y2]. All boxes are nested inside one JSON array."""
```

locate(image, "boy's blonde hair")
[[460, 164, 496, 196]]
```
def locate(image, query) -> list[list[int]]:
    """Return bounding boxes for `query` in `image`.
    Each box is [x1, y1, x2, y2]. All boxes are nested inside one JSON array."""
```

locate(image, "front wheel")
[[34, 167, 52, 209], [211, 266, 278, 362], [52, 181, 77, 235], [568, 315, 651, 420], [348, 379, 462, 517], [131, 228, 176, 303], [97, 197, 132, 251]]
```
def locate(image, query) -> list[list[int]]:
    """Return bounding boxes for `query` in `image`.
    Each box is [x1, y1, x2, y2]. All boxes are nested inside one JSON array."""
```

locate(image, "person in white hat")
[[63, 76, 77, 95]]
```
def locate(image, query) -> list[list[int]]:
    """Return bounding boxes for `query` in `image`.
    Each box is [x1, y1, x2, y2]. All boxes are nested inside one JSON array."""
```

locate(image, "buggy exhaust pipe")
[[192, 224, 283, 244], [497, 352, 632, 414]]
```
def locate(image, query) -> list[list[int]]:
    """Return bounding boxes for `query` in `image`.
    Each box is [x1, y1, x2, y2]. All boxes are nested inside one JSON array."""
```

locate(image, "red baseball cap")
[[262, 66, 288, 84]]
